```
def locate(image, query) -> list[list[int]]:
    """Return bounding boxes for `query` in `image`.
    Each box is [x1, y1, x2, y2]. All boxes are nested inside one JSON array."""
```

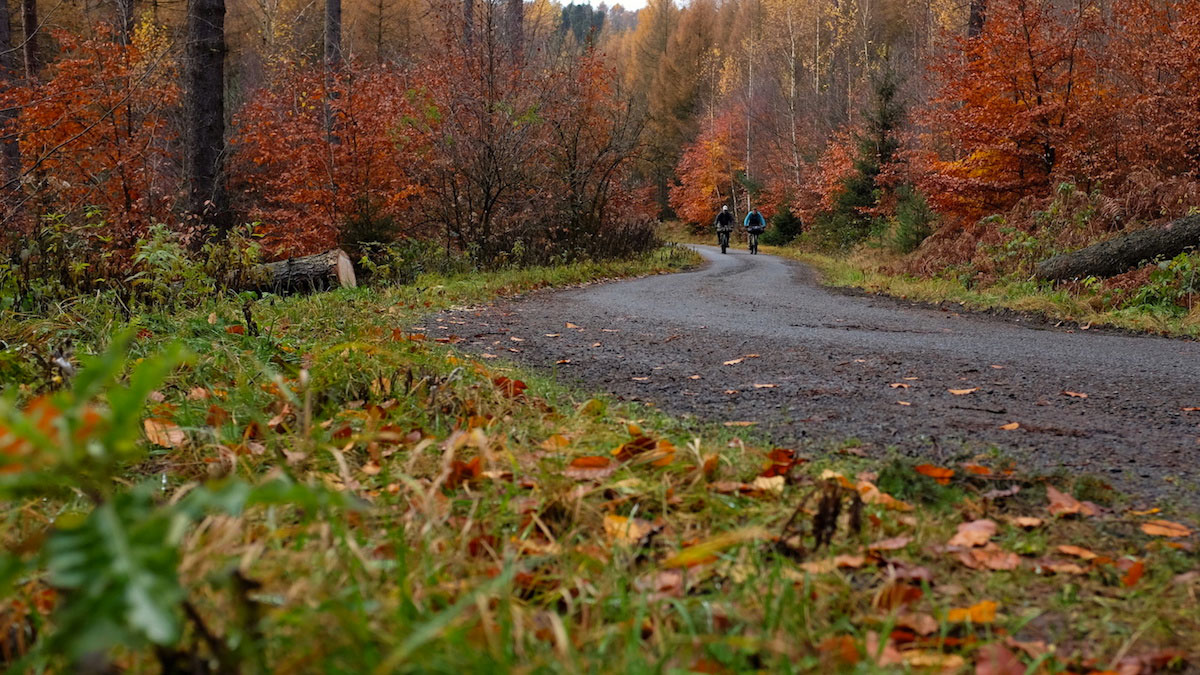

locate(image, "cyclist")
[[714, 204, 735, 254], [744, 208, 766, 254]]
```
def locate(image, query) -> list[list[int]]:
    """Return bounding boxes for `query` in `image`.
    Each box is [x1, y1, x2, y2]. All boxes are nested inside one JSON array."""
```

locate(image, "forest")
[[2, 0, 1199, 670]]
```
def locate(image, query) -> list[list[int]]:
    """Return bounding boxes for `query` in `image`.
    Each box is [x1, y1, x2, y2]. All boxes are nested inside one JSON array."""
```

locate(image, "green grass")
[[1, 244, 1197, 672]]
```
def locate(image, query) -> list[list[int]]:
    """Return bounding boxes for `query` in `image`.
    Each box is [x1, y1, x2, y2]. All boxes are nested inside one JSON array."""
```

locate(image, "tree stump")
[[251, 248, 357, 294], [1034, 215, 1200, 281]]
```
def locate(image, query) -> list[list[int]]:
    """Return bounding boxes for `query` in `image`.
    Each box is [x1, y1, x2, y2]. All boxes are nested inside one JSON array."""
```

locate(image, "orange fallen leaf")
[[897, 401, 912, 406], [903, 376, 919, 380], [1033, 559, 1087, 575], [744, 354, 761, 358], [225, 325, 245, 335], [946, 600, 998, 624], [555, 359, 572, 365], [999, 422, 1020, 430], [798, 554, 868, 574], [480, 353, 498, 359], [723, 421, 757, 427], [1057, 545, 1099, 560], [949, 519, 998, 547], [540, 434, 570, 451], [544, 333, 561, 337], [1046, 485, 1099, 517], [817, 635, 860, 667], [890, 383, 911, 389], [723, 358, 744, 366], [857, 480, 914, 511], [1183, 407, 1200, 412], [144, 418, 187, 448], [990, 364, 1005, 369], [688, 375, 702, 380], [915, 464, 954, 485], [723, 389, 739, 395], [1062, 390, 1088, 398], [903, 652, 966, 670], [1122, 560, 1145, 587], [962, 463, 993, 476], [1141, 519, 1192, 538], [1010, 516, 1043, 529], [565, 322, 580, 329], [948, 387, 979, 395], [631, 377, 650, 382], [753, 383, 778, 388], [1128, 507, 1161, 516]]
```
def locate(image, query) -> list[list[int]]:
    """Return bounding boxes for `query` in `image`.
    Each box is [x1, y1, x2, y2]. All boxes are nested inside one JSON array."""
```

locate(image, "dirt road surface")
[[434, 245, 1200, 507]]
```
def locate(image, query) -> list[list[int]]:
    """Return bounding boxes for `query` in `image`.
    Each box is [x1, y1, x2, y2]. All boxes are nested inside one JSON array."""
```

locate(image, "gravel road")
[[435, 245, 1200, 508]]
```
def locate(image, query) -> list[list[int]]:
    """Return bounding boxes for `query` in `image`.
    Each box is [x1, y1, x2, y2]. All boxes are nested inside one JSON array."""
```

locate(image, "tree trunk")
[[506, 0, 523, 62], [1, 0, 20, 193], [463, 0, 474, 46], [116, 0, 135, 44], [21, 0, 37, 80], [325, 0, 342, 67], [248, 248, 357, 294], [967, 0, 987, 37], [185, 0, 229, 234], [1034, 216, 1200, 281]]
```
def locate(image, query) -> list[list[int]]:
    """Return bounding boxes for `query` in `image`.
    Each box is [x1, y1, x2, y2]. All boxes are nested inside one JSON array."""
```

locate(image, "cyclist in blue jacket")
[[744, 208, 766, 255]]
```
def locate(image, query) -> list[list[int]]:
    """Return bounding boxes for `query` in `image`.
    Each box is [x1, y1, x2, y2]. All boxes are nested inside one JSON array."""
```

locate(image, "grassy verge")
[[770, 247, 1200, 339], [2, 245, 1197, 672]]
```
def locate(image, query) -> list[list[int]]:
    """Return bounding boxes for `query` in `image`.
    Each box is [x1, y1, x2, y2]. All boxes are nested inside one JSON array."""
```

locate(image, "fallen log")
[[1034, 215, 1200, 281], [249, 248, 357, 294]]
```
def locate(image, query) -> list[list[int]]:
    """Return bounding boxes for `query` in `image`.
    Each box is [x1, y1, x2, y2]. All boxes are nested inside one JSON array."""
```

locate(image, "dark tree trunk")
[[116, 0, 135, 44], [967, 0, 987, 38], [1034, 215, 1200, 281], [463, 0, 473, 46], [506, 0, 522, 61], [324, 0, 341, 67], [21, 0, 37, 80], [185, 0, 229, 234], [1, 0, 19, 196]]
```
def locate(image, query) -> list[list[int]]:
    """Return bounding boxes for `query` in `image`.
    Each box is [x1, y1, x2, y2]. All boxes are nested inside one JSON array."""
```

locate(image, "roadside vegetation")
[[2, 237, 1197, 672]]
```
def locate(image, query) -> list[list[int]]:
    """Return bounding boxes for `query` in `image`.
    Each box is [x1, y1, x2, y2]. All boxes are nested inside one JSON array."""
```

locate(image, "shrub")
[[890, 186, 937, 253], [762, 204, 804, 245]]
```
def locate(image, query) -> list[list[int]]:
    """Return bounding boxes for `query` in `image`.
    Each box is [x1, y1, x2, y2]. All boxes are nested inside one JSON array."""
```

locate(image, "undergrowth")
[[1, 243, 1196, 673]]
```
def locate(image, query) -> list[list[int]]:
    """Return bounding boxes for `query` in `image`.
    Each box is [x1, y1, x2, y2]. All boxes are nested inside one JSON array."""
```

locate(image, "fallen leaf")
[[591, 342, 602, 348], [1128, 507, 1161, 516], [565, 456, 617, 480], [661, 527, 770, 568], [540, 434, 570, 451], [1046, 485, 1099, 517], [948, 387, 979, 395], [544, 333, 561, 337], [949, 519, 998, 547], [798, 554, 868, 574], [1140, 519, 1193, 538], [753, 383, 778, 388], [1062, 390, 1088, 398], [903, 376, 920, 380], [990, 364, 1005, 369], [998, 422, 1020, 430], [868, 535, 913, 552], [565, 322, 580, 329], [481, 353, 498, 359], [723, 421, 757, 427], [959, 545, 1021, 571], [982, 485, 1021, 500], [225, 325, 245, 335], [1183, 406, 1200, 412], [974, 643, 1026, 675], [1032, 559, 1087, 575], [723, 389, 739, 395], [631, 376, 650, 382], [187, 387, 209, 401], [1122, 560, 1145, 587], [916, 464, 954, 485], [873, 581, 924, 610], [857, 480, 914, 511], [723, 358, 744, 366], [688, 375, 702, 380], [555, 359, 572, 365], [603, 514, 658, 546], [1056, 544, 1099, 560], [1005, 638, 1051, 660], [946, 600, 998, 624], [962, 463, 993, 476], [890, 383, 911, 389], [897, 401, 912, 406], [750, 475, 785, 494], [904, 652, 966, 670], [817, 635, 860, 667], [1010, 516, 1043, 529], [207, 312, 217, 324], [144, 418, 187, 448]]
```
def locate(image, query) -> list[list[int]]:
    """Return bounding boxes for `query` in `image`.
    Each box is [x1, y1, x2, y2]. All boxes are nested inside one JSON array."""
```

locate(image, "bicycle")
[[747, 230, 760, 255], [717, 229, 732, 254]]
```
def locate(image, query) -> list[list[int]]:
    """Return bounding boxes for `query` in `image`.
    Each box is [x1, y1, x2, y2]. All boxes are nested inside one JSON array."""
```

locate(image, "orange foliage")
[[669, 112, 741, 227], [0, 25, 178, 244], [231, 62, 431, 256]]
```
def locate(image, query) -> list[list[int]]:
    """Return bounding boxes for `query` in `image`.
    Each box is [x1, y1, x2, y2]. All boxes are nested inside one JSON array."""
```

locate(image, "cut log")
[[1034, 215, 1200, 281], [250, 248, 357, 294]]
